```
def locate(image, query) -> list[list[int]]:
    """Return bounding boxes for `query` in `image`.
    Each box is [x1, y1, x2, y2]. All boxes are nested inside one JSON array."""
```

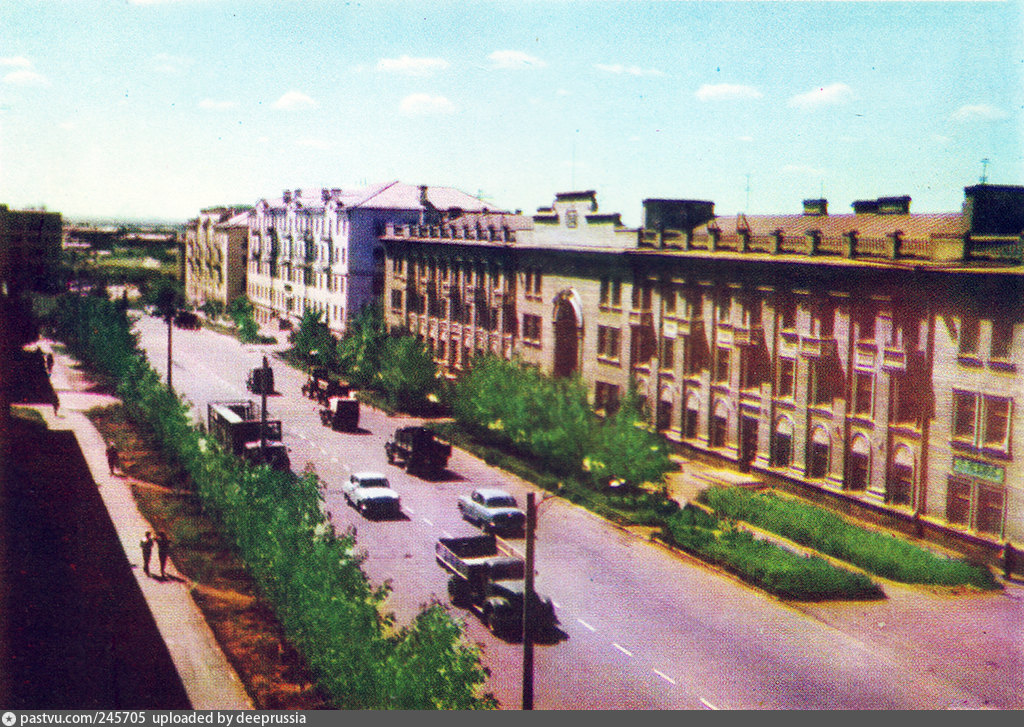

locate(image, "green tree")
[[226, 296, 260, 343], [336, 305, 386, 388], [378, 335, 438, 411], [200, 299, 224, 321], [290, 309, 338, 371], [586, 383, 673, 488]]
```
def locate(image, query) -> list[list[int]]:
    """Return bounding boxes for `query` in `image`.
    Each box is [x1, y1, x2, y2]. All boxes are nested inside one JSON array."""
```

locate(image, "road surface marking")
[[297, 432, 307, 440], [442, 530, 453, 538], [613, 643, 633, 657], [423, 517, 434, 527], [405, 506, 416, 515], [653, 670, 676, 685], [577, 618, 596, 632], [699, 698, 719, 710], [552, 601, 561, 609], [331, 457, 339, 462]]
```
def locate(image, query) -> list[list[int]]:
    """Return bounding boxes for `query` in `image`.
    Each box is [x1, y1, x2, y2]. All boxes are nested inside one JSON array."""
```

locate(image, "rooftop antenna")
[[744, 173, 751, 212], [980, 158, 990, 184]]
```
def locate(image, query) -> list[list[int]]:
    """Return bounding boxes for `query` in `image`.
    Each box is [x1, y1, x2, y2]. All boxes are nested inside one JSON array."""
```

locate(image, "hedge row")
[[660, 506, 884, 601], [50, 294, 496, 709], [702, 487, 997, 590]]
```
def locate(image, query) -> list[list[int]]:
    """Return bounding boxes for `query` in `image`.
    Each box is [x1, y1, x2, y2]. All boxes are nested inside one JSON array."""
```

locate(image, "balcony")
[[854, 341, 877, 369], [799, 335, 836, 359], [881, 346, 907, 372]]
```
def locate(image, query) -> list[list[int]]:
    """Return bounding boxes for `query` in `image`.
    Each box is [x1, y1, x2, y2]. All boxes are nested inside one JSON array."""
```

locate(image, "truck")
[[319, 394, 360, 432], [207, 400, 290, 472], [384, 426, 452, 477], [435, 534, 558, 638], [246, 365, 275, 395], [302, 367, 350, 405]]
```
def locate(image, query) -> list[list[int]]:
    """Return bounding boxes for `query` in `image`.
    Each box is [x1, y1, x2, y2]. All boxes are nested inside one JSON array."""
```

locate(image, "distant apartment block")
[[381, 184, 1024, 550], [183, 207, 251, 308], [0, 204, 62, 295], [242, 182, 496, 335]]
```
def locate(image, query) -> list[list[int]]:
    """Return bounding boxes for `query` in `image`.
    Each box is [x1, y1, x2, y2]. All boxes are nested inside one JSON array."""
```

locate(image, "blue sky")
[[1, 1, 1021, 224]]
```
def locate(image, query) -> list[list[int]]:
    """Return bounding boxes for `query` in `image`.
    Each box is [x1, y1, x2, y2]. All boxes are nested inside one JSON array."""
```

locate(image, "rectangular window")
[[991, 321, 1013, 360], [856, 309, 876, 341], [983, 396, 1010, 449], [715, 347, 730, 383], [953, 391, 977, 442], [660, 336, 675, 370], [523, 314, 542, 343], [977, 485, 1005, 535], [854, 372, 873, 415], [810, 361, 831, 405], [595, 382, 621, 415], [779, 299, 796, 330], [597, 325, 621, 360], [959, 317, 980, 356], [390, 289, 403, 312], [611, 279, 621, 307], [600, 279, 610, 306], [664, 288, 677, 314], [778, 358, 795, 398], [946, 478, 972, 526]]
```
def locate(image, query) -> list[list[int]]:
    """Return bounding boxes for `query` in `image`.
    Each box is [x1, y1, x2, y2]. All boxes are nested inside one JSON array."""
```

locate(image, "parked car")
[[342, 471, 401, 518], [457, 488, 526, 535]]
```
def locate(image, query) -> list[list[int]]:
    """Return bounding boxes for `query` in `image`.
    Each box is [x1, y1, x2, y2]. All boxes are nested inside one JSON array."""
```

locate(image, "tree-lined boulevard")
[[133, 314, 1023, 710]]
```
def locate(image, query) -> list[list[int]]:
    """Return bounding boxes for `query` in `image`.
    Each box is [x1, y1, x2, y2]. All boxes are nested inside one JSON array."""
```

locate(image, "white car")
[[342, 471, 401, 518], [457, 488, 526, 534]]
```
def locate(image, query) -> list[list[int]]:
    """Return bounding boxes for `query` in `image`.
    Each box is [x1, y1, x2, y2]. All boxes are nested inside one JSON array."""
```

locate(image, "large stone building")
[[381, 185, 1024, 551], [245, 182, 496, 335], [0, 204, 62, 296], [183, 206, 251, 308]]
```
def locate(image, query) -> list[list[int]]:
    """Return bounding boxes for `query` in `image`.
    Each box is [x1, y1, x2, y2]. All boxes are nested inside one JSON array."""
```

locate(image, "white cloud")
[[399, 93, 455, 116], [377, 55, 449, 76], [782, 164, 826, 177], [3, 69, 49, 87], [488, 50, 546, 70], [0, 56, 33, 69], [595, 63, 665, 77], [199, 98, 238, 110], [153, 53, 193, 74], [696, 83, 762, 102], [59, 120, 76, 130], [788, 83, 854, 110], [738, 135, 754, 142], [272, 90, 318, 110], [949, 104, 1009, 122]]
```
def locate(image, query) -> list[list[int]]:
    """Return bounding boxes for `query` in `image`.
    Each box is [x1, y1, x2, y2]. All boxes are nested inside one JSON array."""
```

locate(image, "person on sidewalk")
[[106, 445, 120, 475], [45, 352, 54, 375], [156, 531, 171, 579], [140, 531, 155, 576]]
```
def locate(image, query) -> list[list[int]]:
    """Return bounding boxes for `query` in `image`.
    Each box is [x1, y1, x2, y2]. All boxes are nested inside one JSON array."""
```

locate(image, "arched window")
[[848, 435, 871, 491], [808, 426, 830, 479], [887, 446, 914, 506], [773, 418, 794, 467]]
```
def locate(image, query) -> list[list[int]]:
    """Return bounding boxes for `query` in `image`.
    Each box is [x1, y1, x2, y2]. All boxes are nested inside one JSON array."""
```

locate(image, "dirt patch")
[[88, 404, 331, 710]]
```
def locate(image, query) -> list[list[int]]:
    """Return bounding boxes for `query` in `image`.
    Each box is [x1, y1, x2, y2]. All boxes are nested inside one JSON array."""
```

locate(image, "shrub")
[[702, 487, 997, 589]]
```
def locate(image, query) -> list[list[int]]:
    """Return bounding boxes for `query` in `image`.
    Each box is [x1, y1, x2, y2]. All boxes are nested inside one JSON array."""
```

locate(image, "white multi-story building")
[[246, 182, 496, 335]]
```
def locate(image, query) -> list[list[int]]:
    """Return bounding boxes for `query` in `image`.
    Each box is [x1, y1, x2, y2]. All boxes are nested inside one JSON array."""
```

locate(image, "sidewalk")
[[40, 343, 252, 710]]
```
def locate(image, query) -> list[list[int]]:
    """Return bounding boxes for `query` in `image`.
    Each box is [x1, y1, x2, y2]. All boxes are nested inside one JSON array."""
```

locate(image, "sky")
[[1, 1, 1021, 225]]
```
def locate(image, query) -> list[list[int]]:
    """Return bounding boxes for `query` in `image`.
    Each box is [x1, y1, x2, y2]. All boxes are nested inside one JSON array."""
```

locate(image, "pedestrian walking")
[[1004, 541, 1016, 580], [156, 531, 171, 579], [51, 393, 59, 417], [140, 531, 154, 576], [106, 445, 120, 475], [45, 352, 54, 375]]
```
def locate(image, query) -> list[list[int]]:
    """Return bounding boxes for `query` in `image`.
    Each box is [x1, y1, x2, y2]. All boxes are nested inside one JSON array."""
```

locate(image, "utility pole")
[[522, 492, 536, 710], [980, 158, 990, 184], [260, 355, 269, 461], [166, 317, 173, 393]]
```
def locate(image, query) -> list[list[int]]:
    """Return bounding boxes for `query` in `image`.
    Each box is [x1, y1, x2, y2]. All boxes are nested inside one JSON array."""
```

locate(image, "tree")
[[291, 309, 338, 371], [226, 296, 260, 343], [336, 305, 386, 389], [153, 280, 184, 392], [378, 335, 438, 411], [200, 299, 224, 321]]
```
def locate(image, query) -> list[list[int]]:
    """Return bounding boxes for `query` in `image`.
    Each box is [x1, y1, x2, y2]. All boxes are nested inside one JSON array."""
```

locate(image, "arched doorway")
[[552, 291, 581, 378]]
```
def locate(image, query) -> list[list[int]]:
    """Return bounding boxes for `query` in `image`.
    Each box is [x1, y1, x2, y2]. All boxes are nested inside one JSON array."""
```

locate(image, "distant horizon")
[[2, 1, 1019, 225]]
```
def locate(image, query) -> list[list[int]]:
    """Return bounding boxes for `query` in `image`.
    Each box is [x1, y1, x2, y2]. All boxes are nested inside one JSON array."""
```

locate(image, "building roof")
[[696, 211, 968, 240], [261, 181, 497, 214]]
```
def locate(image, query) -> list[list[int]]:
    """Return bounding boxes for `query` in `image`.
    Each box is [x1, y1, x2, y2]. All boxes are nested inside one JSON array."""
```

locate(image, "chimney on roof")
[[294, 189, 302, 200], [283, 190, 292, 203], [963, 184, 1024, 235], [321, 188, 331, 204], [642, 199, 716, 232], [853, 196, 910, 215], [803, 198, 828, 216], [420, 185, 429, 207]]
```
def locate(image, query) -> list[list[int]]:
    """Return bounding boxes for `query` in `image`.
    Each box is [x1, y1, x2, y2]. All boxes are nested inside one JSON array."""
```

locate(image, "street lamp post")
[[522, 492, 536, 710]]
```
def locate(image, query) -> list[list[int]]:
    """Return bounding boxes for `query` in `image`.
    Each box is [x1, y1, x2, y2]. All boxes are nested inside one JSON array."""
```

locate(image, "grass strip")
[[702, 487, 997, 589]]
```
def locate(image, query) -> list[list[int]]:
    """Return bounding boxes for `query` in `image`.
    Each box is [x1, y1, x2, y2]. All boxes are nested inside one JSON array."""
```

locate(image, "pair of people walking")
[[140, 530, 171, 579]]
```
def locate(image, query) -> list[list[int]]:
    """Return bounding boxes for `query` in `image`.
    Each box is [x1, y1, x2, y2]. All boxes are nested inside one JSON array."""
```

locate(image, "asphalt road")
[[133, 315, 1013, 709]]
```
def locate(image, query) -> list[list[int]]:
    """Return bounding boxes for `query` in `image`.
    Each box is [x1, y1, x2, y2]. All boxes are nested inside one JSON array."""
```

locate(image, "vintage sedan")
[[457, 488, 526, 535], [342, 471, 401, 518]]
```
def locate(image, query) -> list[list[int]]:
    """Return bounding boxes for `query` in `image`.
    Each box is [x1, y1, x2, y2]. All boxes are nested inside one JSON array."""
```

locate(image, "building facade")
[[183, 206, 250, 309], [246, 182, 495, 336], [0, 204, 62, 296], [381, 185, 1024, 549]]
